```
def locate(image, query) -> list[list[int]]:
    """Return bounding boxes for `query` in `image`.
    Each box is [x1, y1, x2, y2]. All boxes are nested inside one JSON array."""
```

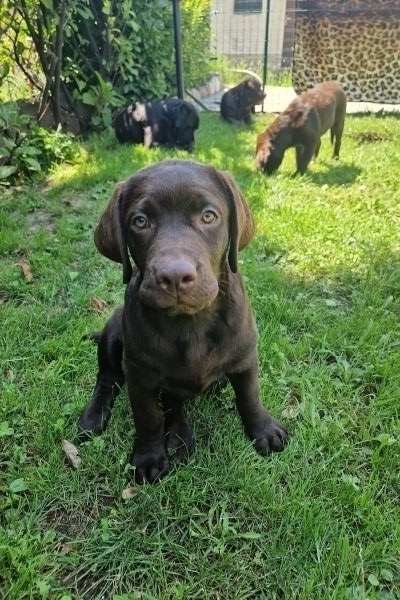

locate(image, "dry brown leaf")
[[61, 439, 81, 468], [121, 486, 139, 500], [15, 261, 33, 282], [90, 297, 109, 312]]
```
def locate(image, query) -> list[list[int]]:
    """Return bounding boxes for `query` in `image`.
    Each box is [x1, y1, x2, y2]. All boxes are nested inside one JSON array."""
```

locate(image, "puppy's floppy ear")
[[94, 182, 133, 284], [214, 170, 255, 273], [255, 133, 271, 169]]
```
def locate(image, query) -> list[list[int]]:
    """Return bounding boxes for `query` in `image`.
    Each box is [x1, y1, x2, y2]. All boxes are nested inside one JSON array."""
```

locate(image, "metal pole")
[[172, 0, 185, 99], [262, 0, 271, 111]]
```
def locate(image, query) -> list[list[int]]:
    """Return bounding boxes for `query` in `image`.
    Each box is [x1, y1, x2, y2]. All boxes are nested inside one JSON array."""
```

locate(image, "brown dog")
[[255, 81, 346, 175], [78, 159, 288, 483], [220, 77, 266, 125]]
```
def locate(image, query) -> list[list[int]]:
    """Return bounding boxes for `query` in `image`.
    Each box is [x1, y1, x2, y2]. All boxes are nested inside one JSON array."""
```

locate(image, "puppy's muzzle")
[[139, 255, 219, 315], [155, 258, 197, 295]]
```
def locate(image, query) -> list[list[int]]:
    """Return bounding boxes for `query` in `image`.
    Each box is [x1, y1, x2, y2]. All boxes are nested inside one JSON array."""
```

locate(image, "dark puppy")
[[220, 77, 266, 126], [78, 159, 288, 483], [255, 81, 347, 175], [113, 98, 199, 151]]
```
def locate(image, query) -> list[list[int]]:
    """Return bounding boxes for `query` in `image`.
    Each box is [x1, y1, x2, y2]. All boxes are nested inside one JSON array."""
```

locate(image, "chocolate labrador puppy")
[[113, 98, 199, 151], [220, 77, 266, 126], [78, 159, 288, 483], [255, 81, 347, 175]]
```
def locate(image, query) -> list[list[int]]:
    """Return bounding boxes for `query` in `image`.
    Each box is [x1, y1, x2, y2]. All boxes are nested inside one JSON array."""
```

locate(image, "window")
[[234, 0, 262, 13]]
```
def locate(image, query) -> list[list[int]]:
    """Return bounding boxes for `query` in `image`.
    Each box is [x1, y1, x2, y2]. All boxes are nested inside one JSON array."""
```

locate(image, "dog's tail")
[[82, 331, 102, 345]]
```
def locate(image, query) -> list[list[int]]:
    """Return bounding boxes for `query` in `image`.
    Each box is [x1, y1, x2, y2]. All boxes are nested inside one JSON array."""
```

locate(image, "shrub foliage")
[[0, 0, 211, 134]]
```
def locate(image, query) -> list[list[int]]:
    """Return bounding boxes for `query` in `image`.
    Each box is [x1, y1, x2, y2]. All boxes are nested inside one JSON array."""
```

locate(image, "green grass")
[[1, 110, 400, 600]]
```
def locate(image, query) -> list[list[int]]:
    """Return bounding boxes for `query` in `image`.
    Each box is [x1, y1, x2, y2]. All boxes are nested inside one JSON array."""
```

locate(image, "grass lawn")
[[1, 110, 399, 600]]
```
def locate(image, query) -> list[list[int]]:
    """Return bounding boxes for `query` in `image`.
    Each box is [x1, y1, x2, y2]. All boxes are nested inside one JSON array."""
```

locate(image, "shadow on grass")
[[307, 162, 362, 186]]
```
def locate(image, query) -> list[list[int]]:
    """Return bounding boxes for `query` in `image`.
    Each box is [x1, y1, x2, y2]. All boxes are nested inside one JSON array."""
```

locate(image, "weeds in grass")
[[1, 111, 399, 599]]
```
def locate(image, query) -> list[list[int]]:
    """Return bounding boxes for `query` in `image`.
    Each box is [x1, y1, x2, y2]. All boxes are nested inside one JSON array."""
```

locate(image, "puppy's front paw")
[[131, 442, 169, 484], [166, 417, 195, 464], [250, 416, 289, 456], [77, 404, 109, 437]]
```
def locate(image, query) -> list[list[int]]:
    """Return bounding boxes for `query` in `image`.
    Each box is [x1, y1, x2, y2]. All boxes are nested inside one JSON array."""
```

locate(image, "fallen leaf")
[[15, 261, 33, 282], [61, 439, 81, 468], [121, 486, 139, 499], [90, 297, 109, 312]]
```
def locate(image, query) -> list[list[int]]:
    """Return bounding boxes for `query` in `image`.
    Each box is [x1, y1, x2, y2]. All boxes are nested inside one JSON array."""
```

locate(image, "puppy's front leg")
[[163, 394, 195, 463], [143, 125, 153, 148], [228, 364, 288, 455], [296, 138, 319, 174], [125, 374, 169, 483]]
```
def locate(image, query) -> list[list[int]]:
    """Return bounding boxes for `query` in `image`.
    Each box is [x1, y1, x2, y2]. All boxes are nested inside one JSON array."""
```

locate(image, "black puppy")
[[113, 98, 199, 151], [78, 160, 288, 483], [220, 77, 266, 126]]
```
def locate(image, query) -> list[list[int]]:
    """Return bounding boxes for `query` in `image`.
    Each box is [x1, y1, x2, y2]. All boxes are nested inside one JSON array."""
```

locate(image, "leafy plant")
[[78, 72, 124, 130], [1, 0, 213, 133], [0, 102, 79, 184]]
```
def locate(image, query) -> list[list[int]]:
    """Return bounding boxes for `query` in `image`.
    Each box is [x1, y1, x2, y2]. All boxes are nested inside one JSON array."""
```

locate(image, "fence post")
[[172, 0, 185, 99], [262, 0, 271, 96]]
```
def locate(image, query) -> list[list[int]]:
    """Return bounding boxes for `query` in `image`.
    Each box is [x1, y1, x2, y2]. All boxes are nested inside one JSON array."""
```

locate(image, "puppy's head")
[[242, 77, 266, 105], [172, 102, 199, 152], [93, 160, 255, 314], [255, 130, 283, 174]]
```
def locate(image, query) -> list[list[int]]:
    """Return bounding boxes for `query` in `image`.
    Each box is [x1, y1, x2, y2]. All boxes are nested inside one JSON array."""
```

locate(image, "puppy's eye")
[[131, 215, 149, 229], [201, 210, 218, 224]]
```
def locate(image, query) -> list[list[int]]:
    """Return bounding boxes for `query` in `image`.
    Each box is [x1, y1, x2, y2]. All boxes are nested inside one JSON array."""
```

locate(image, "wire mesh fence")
[[207, 0, 400, 109]]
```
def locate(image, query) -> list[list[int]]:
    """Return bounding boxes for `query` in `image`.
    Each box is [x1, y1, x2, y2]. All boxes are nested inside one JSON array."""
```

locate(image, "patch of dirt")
[[349, 131, 393, 143], [42, 494, 115, 537], [26, 208, 56, 234], [17, 100, 85, 135]]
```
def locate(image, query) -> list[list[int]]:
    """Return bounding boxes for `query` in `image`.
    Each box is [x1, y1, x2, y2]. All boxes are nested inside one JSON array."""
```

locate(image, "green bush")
[[60, 0, 212, 130], [2, 0, 213, 133], [0, 102, 79, 184], [182, 0, 212, 88]]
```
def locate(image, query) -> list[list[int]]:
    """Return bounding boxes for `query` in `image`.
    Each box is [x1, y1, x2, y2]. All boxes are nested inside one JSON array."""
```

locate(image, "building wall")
[[211, 0, 287, 71]]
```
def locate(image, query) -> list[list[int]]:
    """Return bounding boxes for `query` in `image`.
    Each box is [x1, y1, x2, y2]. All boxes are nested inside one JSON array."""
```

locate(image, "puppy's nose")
[[155, 259, 197, 293]]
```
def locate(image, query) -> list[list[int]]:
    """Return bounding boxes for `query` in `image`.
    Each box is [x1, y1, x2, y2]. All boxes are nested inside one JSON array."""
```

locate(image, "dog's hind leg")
[[78, 308, 125, 436], [331, 121, 344, 159]]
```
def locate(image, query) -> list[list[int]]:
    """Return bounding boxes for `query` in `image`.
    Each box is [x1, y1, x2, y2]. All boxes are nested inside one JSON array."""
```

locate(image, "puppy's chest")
[[139, 328, 231, 393], [165, 332, 224, 371], [169, 338, 221, 391]]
